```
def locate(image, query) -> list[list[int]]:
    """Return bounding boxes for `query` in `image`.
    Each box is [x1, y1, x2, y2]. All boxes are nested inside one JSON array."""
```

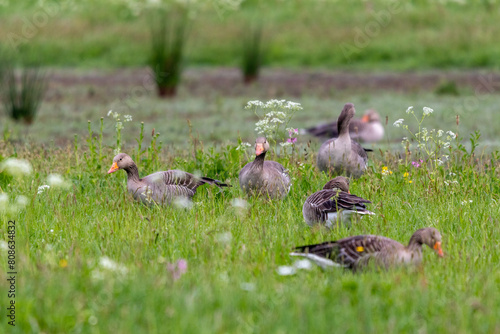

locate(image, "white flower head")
[[277, 266, 296, 276], [173, 196, 193, 209], [231, 198, 248, 209], [393, 119, 404, 127], [446, 131, 457, 139], [124, 115, 133, 122], [47, 174, 70, 189], [423, 107, 434, 115], [406, 106, 414, 114], [37, 185, 50, 194], [0, 158, 33, 177], [16, 195, 28, 208], [99, 256, 128, 275]]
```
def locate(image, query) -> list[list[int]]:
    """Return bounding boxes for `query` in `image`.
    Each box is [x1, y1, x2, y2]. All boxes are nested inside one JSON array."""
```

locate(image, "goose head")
[[411, 227, 444, 257], [361, 109, 381, 123], [337, 103, 356, 135], [108, 153, 135, 174], [255, 137, 269, 156], [322, 176, 350, 193]]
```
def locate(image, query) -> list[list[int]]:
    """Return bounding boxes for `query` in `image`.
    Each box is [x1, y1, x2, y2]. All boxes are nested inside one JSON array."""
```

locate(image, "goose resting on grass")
[[317, 103, 369, 178], [239, 137, 291, 199], [107, 153, 229, 205], [306, 109, 384, 143], [291, 227, 444, 271], [303, 176, 374, 229]]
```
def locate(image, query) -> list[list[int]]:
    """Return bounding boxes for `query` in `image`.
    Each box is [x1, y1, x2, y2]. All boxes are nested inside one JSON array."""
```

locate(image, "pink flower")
[[411, 159, 423, 168], [287, 138, 297, 144], [167, 259, 188, 281]]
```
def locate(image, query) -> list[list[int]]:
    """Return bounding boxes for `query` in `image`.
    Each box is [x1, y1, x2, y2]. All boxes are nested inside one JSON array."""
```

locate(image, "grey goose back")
[[303, 176, 374, 229], [291, 227, 444, 271], [306, 109, 384, 143], [239, 137, 291, 199], [107, 153, 229, 205], [317, 103, 369, 178]]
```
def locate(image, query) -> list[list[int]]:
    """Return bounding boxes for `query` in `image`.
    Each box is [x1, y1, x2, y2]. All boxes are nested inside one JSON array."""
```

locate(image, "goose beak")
[[107, 162, 119, 174], [255, 143, 265, 156], [433, 241, 444, 257], [361, 114, 370, 122]]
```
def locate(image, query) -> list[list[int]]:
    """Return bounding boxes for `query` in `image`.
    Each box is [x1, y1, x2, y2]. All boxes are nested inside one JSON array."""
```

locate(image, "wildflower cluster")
[[393, 106, 457, 168], [107, 110, 133, 155], [0, 158, 33, 214], [245, 99, 302, 147]]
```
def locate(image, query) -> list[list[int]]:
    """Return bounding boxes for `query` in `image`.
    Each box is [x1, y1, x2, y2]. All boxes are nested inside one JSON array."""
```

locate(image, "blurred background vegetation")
[[1, 0, 500, 70]]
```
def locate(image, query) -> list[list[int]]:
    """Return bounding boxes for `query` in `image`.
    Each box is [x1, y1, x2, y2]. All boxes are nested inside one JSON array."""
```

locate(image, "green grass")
[[0, 112, 500, 332], [2, 0, 500, 70]]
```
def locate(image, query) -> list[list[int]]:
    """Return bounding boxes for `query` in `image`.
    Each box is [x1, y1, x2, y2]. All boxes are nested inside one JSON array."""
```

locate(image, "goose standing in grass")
[[107, 153, 229, 205], [239, 137, 291, 199], [317, 103, 369, 178], [291, 227, 444, 271], [303, 176, 374, 229], [306, 109, 384, 143]]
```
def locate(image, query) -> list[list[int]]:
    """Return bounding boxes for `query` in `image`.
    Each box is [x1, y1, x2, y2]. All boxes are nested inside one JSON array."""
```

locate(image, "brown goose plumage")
[[303, 176, 374, 229], [306, 109, 384, 143], [107, 153, 229, 205], [317, 103, 369, 178], [291, 227, 444, 271], [239, 137, 291, 199]]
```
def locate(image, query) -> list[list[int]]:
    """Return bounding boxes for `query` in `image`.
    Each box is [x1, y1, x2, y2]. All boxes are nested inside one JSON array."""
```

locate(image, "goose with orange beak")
[[239, 137, 291, 199], [306, 109, 384, 143], [291, 227, 444, 271], [107, 153, 230, 205]]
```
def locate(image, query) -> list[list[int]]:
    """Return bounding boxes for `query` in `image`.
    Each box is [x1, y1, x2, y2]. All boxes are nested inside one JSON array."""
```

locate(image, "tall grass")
[[1, 66, 46, 124], [149, 5, 189, 98], [241, 22, 264, 84], [0, 110, 499, 332]]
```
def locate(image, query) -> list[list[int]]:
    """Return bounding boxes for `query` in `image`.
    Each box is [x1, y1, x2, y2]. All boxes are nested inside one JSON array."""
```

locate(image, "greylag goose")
[[239, 137, 291, 199], [107, 153, 229, 205], [303, 176, 374, 229], [291, 227, 444, 271], [317, 103, 369, 178], [306, 109, 384, 143]]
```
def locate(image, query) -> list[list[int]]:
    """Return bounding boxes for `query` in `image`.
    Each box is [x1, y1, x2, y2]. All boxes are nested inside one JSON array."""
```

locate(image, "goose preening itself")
[[239, 137, 291, 199], [306, 109, 384, 143], [317, 103, 369, 178], [291, 227, 444, 271], [303, 176, 374, 229], [107, 153, 229, 205]]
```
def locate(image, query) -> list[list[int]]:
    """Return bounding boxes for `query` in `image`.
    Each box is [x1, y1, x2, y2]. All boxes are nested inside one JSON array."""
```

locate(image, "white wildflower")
[[437, 130, 444, 137], [446, 131, 457, 139], [37, 185, 50, 194], [293, 259, 312, 270], [285, 101, 303, 110], [280, 142, 292, 147], [443, 142, 451, 149], [0, 158, 33, 177], [393, 119, 404, 127], [231, 198, 248, 209], [99, 256, 128, 275], [406, 106, 414, 114], [124, 115, 133, 122], [423, 107, 434, 115], [245, 100, 264, 109], [449, 172, 456, 176], [47, 174, 70, 188], [16, 195, 28, 208], [115, 122, 123, 130], [461, 200, 473, 205], [173, 196, 193, 209], [235, 142, 251, 151], [277, 265, 296, 276]]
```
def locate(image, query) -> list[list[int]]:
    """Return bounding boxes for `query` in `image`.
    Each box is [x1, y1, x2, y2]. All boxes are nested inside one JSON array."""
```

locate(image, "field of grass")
[[2, 0, 500, 70], [1, 97, 500, 332]]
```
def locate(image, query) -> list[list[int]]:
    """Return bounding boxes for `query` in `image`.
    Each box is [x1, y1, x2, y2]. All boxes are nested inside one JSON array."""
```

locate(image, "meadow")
[[1, 92, 500, 332], [1, 0, 500, 333]]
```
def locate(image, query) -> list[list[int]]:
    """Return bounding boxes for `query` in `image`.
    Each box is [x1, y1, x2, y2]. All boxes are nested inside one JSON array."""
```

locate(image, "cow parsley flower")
[[393, 119, 404, 127], [423, 107, 434, 115]]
